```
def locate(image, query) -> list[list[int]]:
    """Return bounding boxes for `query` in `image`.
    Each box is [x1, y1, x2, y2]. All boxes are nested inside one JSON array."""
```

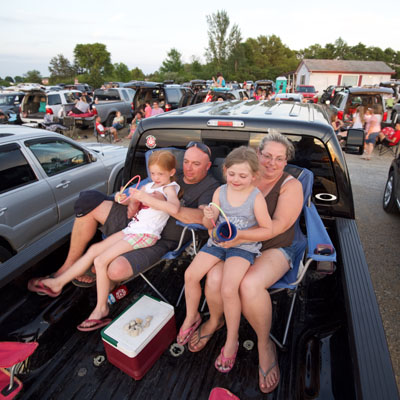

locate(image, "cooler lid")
[[101, 295, 174, 357]]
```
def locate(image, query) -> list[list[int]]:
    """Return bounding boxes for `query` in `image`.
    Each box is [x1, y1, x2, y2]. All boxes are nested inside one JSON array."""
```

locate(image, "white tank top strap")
[[281, 175, 295, 186]]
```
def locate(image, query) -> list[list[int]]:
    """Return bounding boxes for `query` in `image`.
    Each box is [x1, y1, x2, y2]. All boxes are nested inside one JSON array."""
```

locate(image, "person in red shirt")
[[95, 116, 121, 142], [378, 123, 400, 147]]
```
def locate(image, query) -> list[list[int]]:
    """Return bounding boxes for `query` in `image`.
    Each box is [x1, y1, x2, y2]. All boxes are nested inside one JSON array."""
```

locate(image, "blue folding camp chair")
[[268, 165, 336, 350], [121, 148, 207, 304]]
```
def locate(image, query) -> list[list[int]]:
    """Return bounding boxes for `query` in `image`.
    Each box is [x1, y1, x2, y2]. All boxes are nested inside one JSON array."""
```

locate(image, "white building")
[[294, 59, 395, 93]]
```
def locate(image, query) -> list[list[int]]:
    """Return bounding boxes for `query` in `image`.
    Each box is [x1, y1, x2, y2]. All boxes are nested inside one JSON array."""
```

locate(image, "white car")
[[20, 88, 81, 125], [0, 125, 127, 284]]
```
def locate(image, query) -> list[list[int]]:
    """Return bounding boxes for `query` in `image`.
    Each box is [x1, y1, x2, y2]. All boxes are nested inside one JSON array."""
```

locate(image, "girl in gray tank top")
[[177, 146, 273, 373]]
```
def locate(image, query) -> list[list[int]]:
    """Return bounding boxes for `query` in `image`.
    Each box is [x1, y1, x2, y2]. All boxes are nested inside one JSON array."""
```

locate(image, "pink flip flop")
[[77, 318, 112, 332], [215, 343, 239, 373], [176, 318, 202, 345], [27, 278, 61, 297]]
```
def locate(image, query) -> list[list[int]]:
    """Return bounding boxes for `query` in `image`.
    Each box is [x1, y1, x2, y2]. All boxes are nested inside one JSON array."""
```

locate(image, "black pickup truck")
[[0, 100, 398, 399]]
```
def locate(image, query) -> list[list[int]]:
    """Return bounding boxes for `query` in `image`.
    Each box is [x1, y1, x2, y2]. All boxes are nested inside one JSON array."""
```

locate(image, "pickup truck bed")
[[1, 101, 398, 399]]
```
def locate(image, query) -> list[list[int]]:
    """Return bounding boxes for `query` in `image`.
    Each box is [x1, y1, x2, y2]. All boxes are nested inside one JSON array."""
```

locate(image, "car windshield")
[[94, 89, 121, 101], [64, 92, 80, 103], [0, 95, 17, 106], [297, 86, 316, 93]]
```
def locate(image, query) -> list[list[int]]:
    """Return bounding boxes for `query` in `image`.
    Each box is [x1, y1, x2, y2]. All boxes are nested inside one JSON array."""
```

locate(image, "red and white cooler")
[[101, 295, 176, 380]]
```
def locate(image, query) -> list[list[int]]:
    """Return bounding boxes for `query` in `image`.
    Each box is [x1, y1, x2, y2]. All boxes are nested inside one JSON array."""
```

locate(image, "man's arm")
[[170, 205, 205, 225]]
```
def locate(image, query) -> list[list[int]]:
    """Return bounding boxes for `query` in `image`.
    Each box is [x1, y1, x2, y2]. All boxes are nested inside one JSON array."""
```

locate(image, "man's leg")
[[55, 200, 113, 277]]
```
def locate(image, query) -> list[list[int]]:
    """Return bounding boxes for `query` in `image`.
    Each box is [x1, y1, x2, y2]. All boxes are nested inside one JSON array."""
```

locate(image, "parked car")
[[178, 87, 249, 107], [390, 102, 400, 125], [271, 93, 303, 102], [295, 85, 318, 103], [64, 83, 93, 96], [383, 149, 400, 213], [0, 125, 127, 278], [20, 88, 81, 125], [254, 80, 275, 95], [125, 81, 193, 113], [0, 91, 25, 123], [380, 80, 400, 102], [91, 87, 135, 126], [319, 85, 348, 104], [329, 86, 393, 123]]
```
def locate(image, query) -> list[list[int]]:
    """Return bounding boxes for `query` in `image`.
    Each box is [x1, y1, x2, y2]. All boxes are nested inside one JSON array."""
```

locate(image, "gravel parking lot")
[[75, 128, 400, 391]]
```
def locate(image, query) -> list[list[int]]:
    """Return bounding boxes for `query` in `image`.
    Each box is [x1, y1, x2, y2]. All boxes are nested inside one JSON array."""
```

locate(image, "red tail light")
[[46, 107, 53, 114], [131, 102, 134, 112], [383, 111, 387, 122], [165, 104, 171, 112], [337, 111, 344, 120]]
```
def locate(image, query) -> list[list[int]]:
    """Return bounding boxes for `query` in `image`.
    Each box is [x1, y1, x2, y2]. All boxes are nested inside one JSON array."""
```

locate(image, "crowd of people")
[[27, 131, 303, 394], [330, 103, 400, 160]]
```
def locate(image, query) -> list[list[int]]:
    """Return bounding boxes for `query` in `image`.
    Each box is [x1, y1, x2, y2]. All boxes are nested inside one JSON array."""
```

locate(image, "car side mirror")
[[88, 152, 97, 162], [345, 128, 364, 155]]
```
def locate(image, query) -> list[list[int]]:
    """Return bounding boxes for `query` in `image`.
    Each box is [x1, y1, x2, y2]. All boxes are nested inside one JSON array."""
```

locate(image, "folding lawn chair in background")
[[269, 165, 336, 350]]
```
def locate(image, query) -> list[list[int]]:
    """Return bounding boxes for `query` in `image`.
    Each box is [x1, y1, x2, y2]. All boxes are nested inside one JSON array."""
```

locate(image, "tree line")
[[1, 10, 399, 88]]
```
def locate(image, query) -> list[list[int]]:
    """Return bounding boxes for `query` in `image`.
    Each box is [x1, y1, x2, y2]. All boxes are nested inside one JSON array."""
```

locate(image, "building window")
[[300, 75, 306, 85], [342, 75, 358, 86]]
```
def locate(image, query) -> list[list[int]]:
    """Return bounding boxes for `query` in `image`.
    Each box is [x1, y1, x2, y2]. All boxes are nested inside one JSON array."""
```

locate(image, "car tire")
[[383, 171, 398, 213], [106, 114, 115, 128], [0, 245, 12, 263]]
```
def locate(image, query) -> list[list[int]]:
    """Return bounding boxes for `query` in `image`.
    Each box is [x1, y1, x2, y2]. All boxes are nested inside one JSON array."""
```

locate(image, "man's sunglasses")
[[186, 141, 211, 159]]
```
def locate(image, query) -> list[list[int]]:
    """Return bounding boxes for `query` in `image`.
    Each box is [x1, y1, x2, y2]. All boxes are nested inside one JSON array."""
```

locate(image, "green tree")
[[4, 76, 14, 83], [113, 62, 131, 82], [48, 54, 75, 81], [23, 70, 42, 83], [131, 67, 145, 81], [14, 76, 23, 83], [160, 48, 184, 74], [73, 43, 113, 77], [205, 10, 242, 70]]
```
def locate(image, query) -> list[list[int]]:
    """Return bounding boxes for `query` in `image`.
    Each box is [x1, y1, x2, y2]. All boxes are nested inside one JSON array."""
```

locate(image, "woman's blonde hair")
[[258, 130, 295, 160], [224, 146, 259, 175]]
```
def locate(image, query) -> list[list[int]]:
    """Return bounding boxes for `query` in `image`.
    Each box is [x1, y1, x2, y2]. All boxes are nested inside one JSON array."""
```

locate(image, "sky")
[[1, 0, 399, 79]]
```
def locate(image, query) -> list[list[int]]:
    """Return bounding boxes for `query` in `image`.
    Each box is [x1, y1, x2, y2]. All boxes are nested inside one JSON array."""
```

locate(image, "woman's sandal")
[[214, 343, 239, 373], [259, 342, 280, 394], [176, 318, 202, 345], [188, 320, 225, 353]]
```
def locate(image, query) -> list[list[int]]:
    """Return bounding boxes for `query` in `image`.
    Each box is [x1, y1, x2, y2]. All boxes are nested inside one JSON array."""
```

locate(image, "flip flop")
[[188, 320, 225, 353], [176, 318, 202, 345], [72, 268, 96, 288], [27, 278, 61, 298], [215, 343, 239, 373], [77, 317, 112, 332], [259, 342, 280, 394]]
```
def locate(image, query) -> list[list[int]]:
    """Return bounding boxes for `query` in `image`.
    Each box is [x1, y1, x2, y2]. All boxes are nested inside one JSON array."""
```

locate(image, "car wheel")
[[383, 171, 398, 213], [106, 114, 115, 127], [0, 245, 12, 263]]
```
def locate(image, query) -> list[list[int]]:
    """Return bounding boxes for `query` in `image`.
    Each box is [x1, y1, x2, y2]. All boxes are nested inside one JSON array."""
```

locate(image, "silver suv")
[[0, 125, 127, 282], [20, 88, 81, 125]]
